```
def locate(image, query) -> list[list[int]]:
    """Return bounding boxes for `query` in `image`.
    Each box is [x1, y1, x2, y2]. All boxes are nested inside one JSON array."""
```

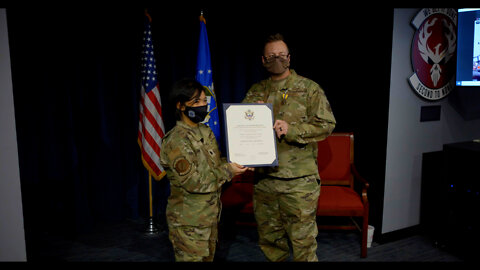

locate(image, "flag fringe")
[[138, 138, 166, 181]]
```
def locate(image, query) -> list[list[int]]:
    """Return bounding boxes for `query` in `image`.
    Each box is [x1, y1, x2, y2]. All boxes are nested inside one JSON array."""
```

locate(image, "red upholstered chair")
[[220, 132, 370, 258], [316, 132, 370, 258], [220, 170, 256, 226]]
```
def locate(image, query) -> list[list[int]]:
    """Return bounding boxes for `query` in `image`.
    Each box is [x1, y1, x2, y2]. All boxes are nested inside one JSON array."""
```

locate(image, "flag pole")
[[140, 8, 164, 235], [145, 172, 158, 234]]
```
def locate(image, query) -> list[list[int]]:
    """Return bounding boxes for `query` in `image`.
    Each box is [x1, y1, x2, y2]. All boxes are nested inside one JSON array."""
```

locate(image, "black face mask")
[[184, 105, 208, 123]]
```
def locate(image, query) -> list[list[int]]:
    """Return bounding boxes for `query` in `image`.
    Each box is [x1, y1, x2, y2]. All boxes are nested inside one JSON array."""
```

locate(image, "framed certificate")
[[223, 103, 278, 167]]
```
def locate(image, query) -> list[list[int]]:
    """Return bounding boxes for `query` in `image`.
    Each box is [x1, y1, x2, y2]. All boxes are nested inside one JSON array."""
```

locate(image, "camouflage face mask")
[[263, 57, 289, 75]]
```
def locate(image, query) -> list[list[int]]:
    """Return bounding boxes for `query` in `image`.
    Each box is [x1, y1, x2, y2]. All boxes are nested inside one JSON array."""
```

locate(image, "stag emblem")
[[417, 17, 457, 87]]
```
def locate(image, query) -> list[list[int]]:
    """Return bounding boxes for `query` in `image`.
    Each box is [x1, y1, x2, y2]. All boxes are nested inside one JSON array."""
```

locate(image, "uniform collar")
[[269, 69, 297, 81], [267, 69, 297, 90], [176, 121, 204, 142]]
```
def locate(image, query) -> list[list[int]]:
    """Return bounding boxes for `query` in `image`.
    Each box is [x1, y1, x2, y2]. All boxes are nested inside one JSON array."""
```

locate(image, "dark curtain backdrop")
[[6, 6, 393, 248]]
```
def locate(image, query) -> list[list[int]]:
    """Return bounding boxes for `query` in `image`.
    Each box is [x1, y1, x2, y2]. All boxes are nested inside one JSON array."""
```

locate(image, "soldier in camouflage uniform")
[[242, 34, 336, 262], [160, 79, 249, 262]]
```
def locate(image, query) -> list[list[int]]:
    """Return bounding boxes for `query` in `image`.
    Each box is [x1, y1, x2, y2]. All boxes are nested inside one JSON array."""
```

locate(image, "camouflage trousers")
[[168, 224, 218, 262], [253, 175, 320, 262]]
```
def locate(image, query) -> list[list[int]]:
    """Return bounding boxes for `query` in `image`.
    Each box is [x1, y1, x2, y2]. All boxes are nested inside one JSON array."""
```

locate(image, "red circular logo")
[[409, 9, 457, 100], [412, 14, 456, 89]]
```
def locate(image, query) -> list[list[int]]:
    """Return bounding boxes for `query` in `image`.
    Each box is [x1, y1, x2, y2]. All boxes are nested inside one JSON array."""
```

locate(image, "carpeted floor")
[[25, 218, 468, 263]]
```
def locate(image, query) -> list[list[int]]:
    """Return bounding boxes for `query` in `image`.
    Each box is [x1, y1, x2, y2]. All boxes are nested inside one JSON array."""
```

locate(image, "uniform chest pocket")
[[196, 143, 219, 168]]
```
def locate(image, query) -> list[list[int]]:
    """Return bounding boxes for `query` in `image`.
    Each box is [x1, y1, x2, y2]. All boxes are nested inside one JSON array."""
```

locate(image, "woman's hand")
[[229, 163, 254, 176]]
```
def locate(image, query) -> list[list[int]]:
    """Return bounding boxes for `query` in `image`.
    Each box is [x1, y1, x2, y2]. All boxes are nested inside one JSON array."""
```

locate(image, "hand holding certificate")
[[223, 103, 278, 167]]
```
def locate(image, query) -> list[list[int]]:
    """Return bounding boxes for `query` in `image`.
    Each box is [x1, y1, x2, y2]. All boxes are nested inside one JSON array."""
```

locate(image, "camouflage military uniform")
[[160, 121, 234, 262], [243, 69, 336, 262]]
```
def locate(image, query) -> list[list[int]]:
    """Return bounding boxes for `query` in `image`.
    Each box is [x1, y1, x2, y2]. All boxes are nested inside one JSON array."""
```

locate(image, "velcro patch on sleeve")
[[173, 156, 191, 176]]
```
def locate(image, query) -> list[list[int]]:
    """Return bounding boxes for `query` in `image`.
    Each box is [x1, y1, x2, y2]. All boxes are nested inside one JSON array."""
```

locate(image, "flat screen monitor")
[[452, 8, 480, 120], [456, 8, 480, 86]]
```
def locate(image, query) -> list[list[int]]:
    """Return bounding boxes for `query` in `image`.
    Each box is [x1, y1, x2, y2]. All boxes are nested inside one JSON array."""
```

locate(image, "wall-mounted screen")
[[456, 8, 480, 86]]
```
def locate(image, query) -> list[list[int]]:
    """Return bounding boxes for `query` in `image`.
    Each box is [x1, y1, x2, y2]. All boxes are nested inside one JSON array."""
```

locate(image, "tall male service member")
[[242, 33, 336, 262]]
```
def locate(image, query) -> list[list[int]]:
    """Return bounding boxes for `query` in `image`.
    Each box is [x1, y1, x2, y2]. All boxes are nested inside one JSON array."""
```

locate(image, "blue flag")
[[196, 14, 221, 144]]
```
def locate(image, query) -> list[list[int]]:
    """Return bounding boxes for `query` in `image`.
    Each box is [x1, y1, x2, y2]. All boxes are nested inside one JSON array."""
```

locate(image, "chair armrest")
[[351, 164, 369, 189], [232, 170, 255, 184], [351, 164, 369, 206]]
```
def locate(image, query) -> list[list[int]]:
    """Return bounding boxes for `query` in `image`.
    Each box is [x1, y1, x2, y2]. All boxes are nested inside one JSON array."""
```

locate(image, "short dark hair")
[[263, 33, 289, 55], [169, 78, 205, 120]]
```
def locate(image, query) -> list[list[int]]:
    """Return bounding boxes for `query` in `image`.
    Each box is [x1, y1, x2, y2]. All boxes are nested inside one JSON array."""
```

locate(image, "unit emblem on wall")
[[409, 8, 457, 100]]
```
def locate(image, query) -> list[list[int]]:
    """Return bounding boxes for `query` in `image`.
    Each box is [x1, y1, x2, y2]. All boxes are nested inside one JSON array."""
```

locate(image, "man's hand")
[[273, 120, 288, 139]]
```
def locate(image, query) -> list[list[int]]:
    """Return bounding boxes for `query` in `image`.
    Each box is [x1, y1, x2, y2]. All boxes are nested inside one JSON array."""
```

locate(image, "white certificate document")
[[223, 103, 278, 167]]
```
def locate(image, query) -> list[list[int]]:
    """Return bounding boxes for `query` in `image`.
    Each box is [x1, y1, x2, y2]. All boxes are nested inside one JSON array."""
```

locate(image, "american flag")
[[137, 11, 166, 180]]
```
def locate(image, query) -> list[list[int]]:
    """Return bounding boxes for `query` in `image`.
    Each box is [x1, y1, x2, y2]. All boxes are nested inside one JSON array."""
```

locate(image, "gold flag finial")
[[145, 9, 152, 23], [199, 9, 206, 23]]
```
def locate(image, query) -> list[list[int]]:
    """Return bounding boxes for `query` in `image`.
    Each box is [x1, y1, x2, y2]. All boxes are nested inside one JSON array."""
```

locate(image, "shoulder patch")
[[173, 156, 191, 176], [167, 147, 181, 161]]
